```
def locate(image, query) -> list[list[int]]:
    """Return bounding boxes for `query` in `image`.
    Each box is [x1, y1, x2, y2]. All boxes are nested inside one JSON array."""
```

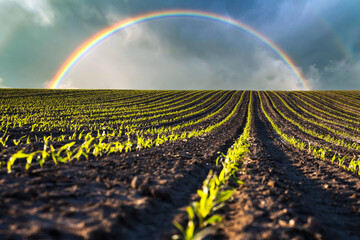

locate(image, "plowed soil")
[[1, 90, 360, 240], [0, 92, 249, 239], [215, 93, 360, 240]]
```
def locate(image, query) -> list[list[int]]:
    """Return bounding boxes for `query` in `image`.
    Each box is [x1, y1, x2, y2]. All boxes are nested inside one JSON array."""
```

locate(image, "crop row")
[[1, 90, 247, 173], [300, 91, 360, 119], [259, 91, 360, 175], [2, 89, 360, 177], [268, 92, 360, 146], [288, 92, 360, 130], [174, 91, 252, 239], [0, 91, 231, 151]]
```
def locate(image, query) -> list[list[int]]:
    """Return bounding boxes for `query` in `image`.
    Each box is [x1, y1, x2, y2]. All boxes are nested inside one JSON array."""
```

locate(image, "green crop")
[[259, 91, 360, 176], [173, 91, 252, 240]]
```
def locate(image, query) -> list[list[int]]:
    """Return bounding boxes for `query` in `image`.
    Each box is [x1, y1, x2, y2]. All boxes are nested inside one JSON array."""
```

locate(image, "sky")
[[0, 0, 359, 90]]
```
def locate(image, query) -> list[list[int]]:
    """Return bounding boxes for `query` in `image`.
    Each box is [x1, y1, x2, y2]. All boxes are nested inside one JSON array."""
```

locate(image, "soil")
[[0, 92, 249, 240], [267, 91, 360, 141], [280, 92, 359, 134], [259, 92, 360, 164], [214, 92, 360, 240], [1, 90, 360, 240]]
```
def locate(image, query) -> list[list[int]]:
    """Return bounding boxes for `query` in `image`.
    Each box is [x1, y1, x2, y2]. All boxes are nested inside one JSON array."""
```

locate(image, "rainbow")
[[48, 9, 310, 90]]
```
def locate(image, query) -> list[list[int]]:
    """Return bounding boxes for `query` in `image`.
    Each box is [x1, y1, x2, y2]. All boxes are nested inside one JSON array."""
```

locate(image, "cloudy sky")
[[0, 0, 359, 90]]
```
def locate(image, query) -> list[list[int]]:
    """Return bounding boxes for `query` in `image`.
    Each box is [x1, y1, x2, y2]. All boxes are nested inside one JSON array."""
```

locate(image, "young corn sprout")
[[173, 92, 252, 240]]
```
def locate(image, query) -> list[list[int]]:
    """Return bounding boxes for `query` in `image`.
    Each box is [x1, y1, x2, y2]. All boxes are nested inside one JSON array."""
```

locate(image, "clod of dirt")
[[267, 180, 276, 188], [149, 185, 171, 202], [130, 176, 152, 196], [131, 176, 141, 189]]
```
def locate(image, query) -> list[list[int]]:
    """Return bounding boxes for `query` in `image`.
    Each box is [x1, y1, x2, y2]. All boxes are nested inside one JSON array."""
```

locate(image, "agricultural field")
[[0, 89, 359, 240]]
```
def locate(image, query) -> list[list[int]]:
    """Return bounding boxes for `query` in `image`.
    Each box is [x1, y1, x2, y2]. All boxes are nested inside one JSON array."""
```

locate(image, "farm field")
[[0, 89, 360, 240]]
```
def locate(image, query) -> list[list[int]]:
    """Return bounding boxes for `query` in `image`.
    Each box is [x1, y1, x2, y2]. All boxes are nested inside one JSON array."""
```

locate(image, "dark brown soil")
[[1, 90, 360, 240], [260, 92, 360, 164], [0, 92, 249, 240], [214, 92, 360, 240], [280, 92, 359, 134]]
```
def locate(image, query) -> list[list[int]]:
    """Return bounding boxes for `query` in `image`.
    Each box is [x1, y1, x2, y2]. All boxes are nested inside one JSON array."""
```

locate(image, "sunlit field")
[[1, 89, 359, 239]]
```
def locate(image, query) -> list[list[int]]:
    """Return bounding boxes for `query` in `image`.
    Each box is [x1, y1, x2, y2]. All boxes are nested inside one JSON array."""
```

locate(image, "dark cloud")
[[0, 0, 359, 89]]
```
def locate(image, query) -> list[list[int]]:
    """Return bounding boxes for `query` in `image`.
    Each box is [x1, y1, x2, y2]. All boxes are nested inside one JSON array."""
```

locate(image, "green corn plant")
[[331, 154, 338, 164], [173, 204, 221, 240], [25, 151, 41, 170], [117, 142, 125, 153], [117, 129, 123, 137], [43, 135, 51, 145], [155, 134, 164, 146], [58, 135, 66, 141], [103, 143, 111, 154], [7, 150, 28, 173], [31, 124, 38, 131], [50, 145, 60, 164], [38, 150, 50, 167], [299, 142, 306, 150], [13, 136, 26, 146], [86, 132, 94, 140], [0, 135, 9, 147], [65, 147, 74, 162], [195, 176, 218, 228], [78, 131, 84, 140], [83, 137, 94, 153], [312, 148, 319, 158], [143, 139, 153, 149], [214, 167, 227, 186], [73, 148, 88, 160], [92, 145, 100, 157], [50, 142, 75, 164], [173, 206, 196, 240], [338, 155, 347, 166], [348, 156, 358, 173], [136, 135, 144, 150], [125, 140, 133, 153], [320, 147, 330, 161], [180, 132, 187, 139], [70, 132, 77, 140]]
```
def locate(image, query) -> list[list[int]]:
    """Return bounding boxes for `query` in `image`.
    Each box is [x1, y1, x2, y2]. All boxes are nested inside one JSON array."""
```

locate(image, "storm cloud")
[[0, 0, 359, 90]]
